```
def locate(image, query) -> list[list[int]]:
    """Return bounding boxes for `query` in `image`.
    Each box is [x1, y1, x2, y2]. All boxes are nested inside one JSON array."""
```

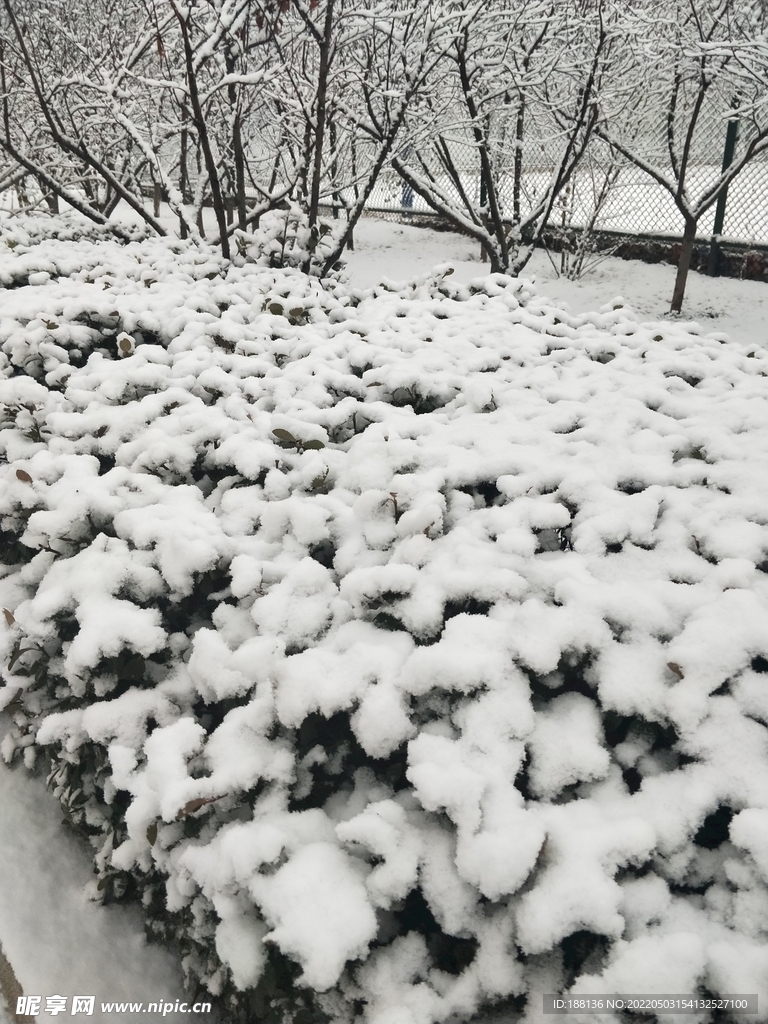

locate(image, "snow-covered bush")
[[0, 212, 152, 288], [2, 217, 768, 1024], [237, 204, 343, 279]]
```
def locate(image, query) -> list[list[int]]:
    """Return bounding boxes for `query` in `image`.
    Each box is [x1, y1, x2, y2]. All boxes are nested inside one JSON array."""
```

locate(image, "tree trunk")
[[179, 121, 189, 201], [329, 117, 339, 220], [456, 43, 508, 269], [513, 99, 524, 224], [670, 217, 697, 313], [233, 115, 247, 231], [308, 0, 335, 233], [175, 8, 230, 259], [225, 50, 247, 232], [42, 184, 59, 214], [177, 109, 189, 239]]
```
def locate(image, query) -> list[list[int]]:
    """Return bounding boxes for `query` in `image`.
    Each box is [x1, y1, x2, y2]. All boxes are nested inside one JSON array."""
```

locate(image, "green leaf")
[[272, 428, 297, 445], [118, 652, 145, 681], [8, 646, 40, 672], [302, 439, 325, 450], [147, 821, 158, 846], [268, 302, 284, 316], [288, 307, 304, 318]]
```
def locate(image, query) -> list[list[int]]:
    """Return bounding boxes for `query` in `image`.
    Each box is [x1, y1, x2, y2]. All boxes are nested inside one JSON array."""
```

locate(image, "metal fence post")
[[708, 107, 739, 276], [479, 143, 489, 262]]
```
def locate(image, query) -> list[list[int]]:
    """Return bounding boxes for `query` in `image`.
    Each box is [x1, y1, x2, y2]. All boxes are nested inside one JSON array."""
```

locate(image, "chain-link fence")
[[354, 115, 768, 248]]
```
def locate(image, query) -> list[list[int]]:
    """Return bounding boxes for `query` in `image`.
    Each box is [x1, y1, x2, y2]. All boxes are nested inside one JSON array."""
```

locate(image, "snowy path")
[[0, 718, 213, 1023]]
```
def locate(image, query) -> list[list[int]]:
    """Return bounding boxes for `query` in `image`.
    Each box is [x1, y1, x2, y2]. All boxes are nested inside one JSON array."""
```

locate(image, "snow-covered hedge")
[[2, 214, 768, 1024]]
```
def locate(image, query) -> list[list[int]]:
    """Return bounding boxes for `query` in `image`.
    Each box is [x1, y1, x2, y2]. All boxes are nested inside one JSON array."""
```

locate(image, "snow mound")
[[2, 215, 768, 1023]]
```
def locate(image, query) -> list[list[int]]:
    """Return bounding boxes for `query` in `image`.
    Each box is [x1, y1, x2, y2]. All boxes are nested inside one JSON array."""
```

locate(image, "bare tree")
[[320, 0, 478, 275], [158, 0, 306, 255], [595, 0, 768, 313], [0, 0, 168, 234], [0, 0, 303, 254], [250, 0, 468, 275], [389, 0, 610, 276]]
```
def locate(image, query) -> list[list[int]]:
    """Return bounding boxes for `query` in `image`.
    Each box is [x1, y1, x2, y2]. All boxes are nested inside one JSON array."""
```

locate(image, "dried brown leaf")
[[176, 794, 224, 819]]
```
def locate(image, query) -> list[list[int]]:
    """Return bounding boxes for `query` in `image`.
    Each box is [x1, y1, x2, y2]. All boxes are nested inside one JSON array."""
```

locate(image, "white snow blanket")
[[1, 214, 767, 1024]]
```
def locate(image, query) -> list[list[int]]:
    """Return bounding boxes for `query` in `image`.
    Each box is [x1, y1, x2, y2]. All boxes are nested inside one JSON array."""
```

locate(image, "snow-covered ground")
[[344, 217, 768, 352], [0, 718, 208, 1023], [1, 212, 768, 1024]]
